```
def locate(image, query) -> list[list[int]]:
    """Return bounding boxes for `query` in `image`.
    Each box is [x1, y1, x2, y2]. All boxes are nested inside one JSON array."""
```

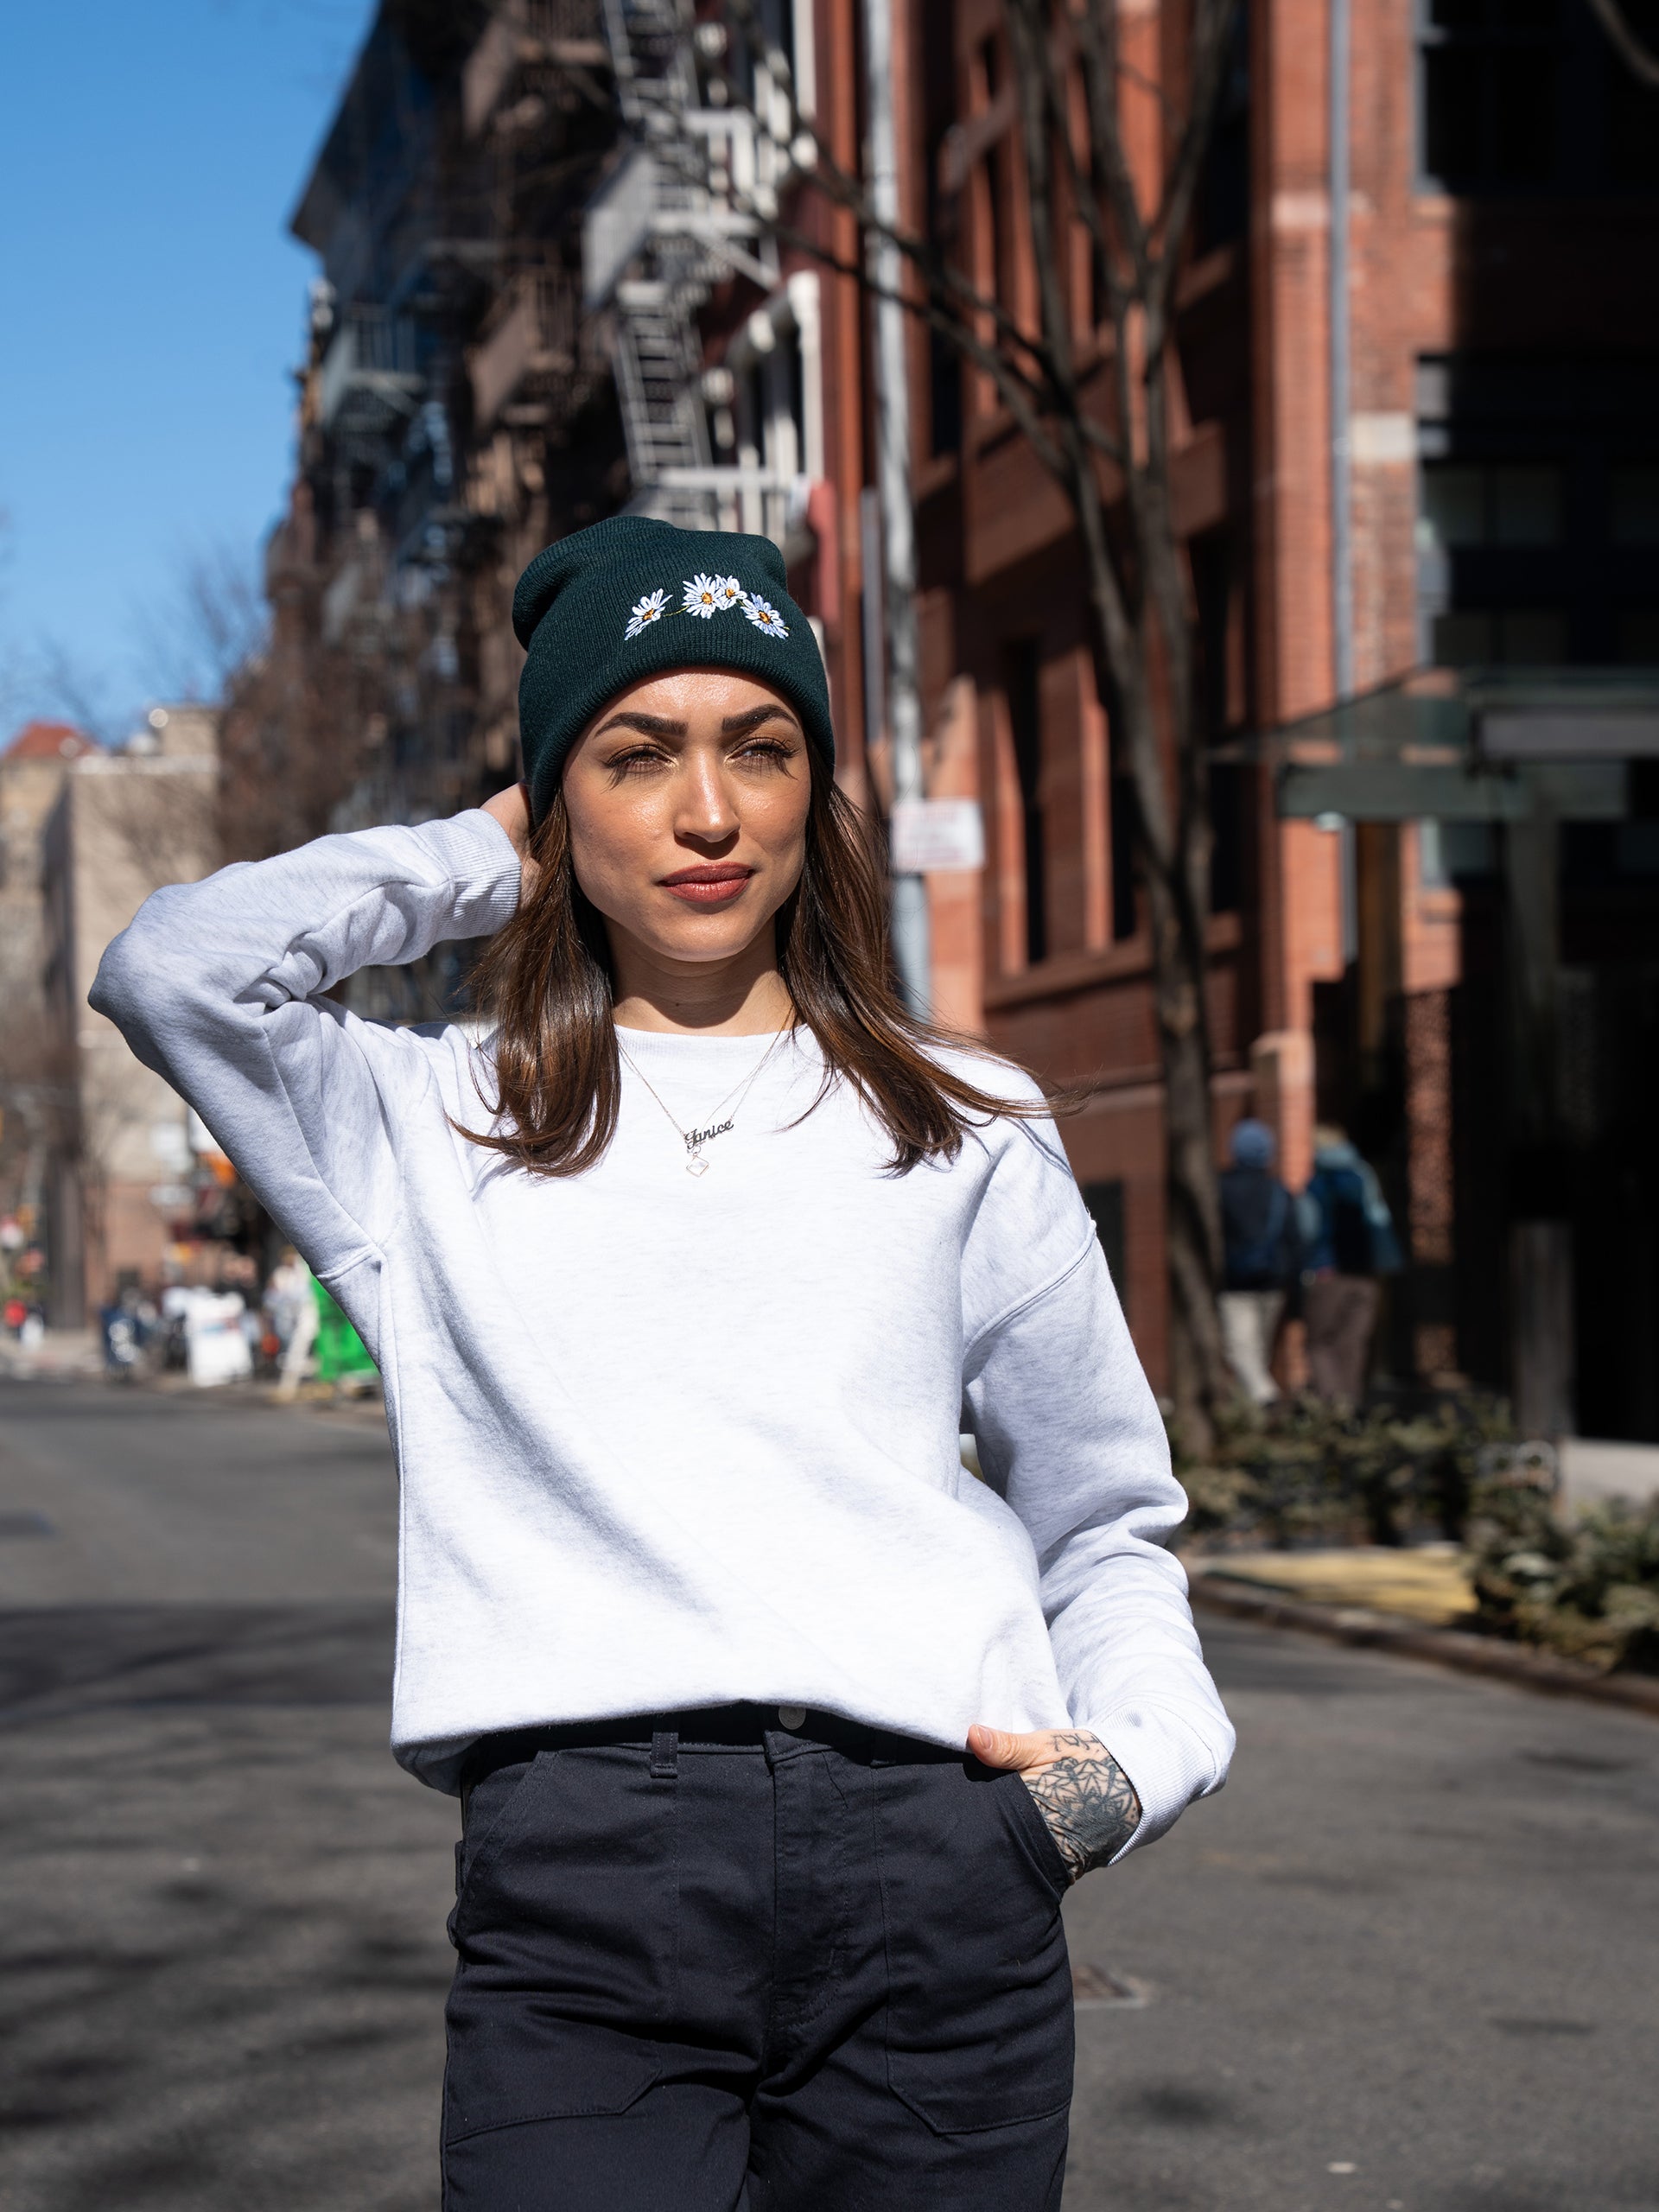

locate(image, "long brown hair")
[[462, 747, 1056, 1176]]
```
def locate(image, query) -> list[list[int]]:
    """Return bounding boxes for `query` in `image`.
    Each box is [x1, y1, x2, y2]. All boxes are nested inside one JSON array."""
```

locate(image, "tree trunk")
[[1146, 857, 1228, 1452], [1079, 554, 1230, 1449]]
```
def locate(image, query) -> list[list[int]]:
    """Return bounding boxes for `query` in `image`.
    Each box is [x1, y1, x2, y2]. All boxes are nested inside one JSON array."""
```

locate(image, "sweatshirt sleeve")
[[961, 1114, 1236, 1858], [88, 811, 523, 1285]]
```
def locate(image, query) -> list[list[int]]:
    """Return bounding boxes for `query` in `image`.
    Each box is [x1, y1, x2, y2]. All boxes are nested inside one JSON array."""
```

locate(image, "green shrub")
[[1466, 1465, 1659, 1675], [1171, 1393, 1513, 1551]]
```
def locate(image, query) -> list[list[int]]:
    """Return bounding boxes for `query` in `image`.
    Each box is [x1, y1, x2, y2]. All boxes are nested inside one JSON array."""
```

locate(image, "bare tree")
[[0, 1018, 80, 1244], [134, 537, 270, 709], [214, 639, 384, 865], [0, 506, 25, 735], [697, 0, 1239, 1432], [31, 639, 124, 750], [1583, 0, 1659, 84]]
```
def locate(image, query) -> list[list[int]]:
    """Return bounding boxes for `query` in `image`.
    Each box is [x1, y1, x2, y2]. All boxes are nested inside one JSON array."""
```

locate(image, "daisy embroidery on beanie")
[[715, 575, 743, 609], [625, 588, 668, 639], [682, 574, 728, 619], [741, 592, 789, 639]]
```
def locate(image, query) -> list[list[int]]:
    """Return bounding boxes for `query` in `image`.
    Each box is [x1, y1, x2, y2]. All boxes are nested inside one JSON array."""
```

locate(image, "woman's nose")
[[676, 760, 737, 842]]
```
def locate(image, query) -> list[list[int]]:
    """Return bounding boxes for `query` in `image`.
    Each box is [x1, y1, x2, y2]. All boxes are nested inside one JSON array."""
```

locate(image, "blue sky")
[[0, 0, 378, 741]]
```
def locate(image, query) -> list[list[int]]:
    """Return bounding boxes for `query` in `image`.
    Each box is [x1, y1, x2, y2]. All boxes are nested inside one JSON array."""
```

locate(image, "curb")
[[1189, 1572, 1659, 1719]]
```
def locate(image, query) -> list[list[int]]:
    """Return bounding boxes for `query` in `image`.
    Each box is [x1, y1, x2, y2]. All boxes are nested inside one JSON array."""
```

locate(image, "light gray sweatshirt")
[[91, 810, 1233, 1847]]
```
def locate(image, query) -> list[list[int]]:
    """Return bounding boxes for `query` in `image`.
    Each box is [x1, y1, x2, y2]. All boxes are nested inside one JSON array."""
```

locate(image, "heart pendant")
[[687, 1153, 710, 1177]]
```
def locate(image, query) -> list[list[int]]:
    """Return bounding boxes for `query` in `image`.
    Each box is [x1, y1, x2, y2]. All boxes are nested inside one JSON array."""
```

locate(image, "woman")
[[93, 515, 1233, 2210]]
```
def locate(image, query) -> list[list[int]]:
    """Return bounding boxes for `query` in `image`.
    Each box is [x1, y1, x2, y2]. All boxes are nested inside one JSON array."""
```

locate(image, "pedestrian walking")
[[1218, 1117, 1300, 1404], [92, 516, 1233, 2211], [1298, 1124, 1403, 1402]]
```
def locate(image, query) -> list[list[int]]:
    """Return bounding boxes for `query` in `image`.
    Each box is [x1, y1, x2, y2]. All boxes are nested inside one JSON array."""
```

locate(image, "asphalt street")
[[0, 1377, 1655, 2212]]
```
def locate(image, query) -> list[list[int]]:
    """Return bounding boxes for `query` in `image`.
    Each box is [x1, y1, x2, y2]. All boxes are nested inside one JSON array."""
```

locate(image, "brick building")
[[269, 0, 1659, 1433], [40, 709, 221, 1319], [247, 0, 623, 990], [868, 0, 1659, 1428], [0, 722, 94, 1273]]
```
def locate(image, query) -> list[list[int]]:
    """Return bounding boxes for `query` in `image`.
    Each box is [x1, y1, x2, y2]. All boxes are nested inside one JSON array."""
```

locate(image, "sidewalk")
[[0, 1325, 100, 1382], [1196, 1543, 1475, 1625], [1187, 1545, 1659, 1719]]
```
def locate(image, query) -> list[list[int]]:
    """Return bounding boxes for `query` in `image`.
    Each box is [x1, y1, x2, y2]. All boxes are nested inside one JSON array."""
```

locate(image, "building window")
[[923, 0, 963, 453], [1418, 0, 1561, 190], [1418, 449, 1569, 664], [1420, 818, 1497, 884], [1080, 1179, 1127, 1294], [929, 333, 963, 457], [1418, 359, 1659, 664], [1611, 463, 1659, 546], [1004, 639, 1047, 966], [1608, 0, 1659, 183], [1191, 528, 1243, 913], [1418, 461, 1564, 550], [1110, 777, 1138, 939], [1196, 6, 1250, 251], [1430, 607, 1568, 664], [979, 37, 1017, 317]]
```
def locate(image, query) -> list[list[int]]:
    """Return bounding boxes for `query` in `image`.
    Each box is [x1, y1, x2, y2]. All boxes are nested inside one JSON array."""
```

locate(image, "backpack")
[[1326, 1174, 1375, 1275], [1230, 1182, 1289, 1283], [1311, 1164, 1399, 1276]]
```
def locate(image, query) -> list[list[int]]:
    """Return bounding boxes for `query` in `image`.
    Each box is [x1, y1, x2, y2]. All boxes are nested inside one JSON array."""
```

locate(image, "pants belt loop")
[[651, 1727, 679, 1781]]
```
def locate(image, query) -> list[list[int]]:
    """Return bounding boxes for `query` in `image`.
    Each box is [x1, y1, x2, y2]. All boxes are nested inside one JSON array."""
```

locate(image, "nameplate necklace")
[[617, 1029, 789, 1174]]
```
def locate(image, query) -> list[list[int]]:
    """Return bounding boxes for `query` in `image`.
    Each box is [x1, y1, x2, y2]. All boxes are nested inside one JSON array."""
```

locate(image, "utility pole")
[[1330, 0, 1358, 964], [861, 0, 931, 1016], [1329, 0, 1353, 702]]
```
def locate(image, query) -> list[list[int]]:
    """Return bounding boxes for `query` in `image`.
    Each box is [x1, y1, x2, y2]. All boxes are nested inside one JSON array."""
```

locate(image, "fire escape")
[[588, 0, 803, 540]]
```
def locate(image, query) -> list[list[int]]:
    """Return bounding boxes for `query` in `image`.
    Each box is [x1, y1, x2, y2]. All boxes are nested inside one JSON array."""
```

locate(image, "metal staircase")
[[592, 0, 789, 533], [613, 281, 712, 514]]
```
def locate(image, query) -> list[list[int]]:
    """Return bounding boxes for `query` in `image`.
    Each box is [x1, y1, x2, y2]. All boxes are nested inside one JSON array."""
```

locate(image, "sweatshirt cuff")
[[410, 810, 524, 937], [1080, 1698, 1229, 1863]]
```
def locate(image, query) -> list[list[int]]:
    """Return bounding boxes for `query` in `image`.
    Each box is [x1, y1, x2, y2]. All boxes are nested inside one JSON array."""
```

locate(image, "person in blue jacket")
[[1298, 1126, 1403, 1402], [1218, 1119, 1300, 1404]]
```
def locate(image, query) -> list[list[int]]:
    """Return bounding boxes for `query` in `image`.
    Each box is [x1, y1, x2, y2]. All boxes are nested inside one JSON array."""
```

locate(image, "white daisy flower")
[[625, 588, 668, 639], [682, 573, 725, 619], [741, 592, 789, 639], [715, 575, 744, 609]]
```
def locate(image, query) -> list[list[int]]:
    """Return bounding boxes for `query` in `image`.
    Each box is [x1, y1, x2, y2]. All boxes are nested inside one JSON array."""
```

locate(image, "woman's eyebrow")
[[593, 711, 687, 738], [721, 704, 799, 734]]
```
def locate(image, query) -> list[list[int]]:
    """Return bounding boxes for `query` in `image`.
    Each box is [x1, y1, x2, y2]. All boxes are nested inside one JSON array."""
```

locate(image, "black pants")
[[442, 1705, 1074, 2209]]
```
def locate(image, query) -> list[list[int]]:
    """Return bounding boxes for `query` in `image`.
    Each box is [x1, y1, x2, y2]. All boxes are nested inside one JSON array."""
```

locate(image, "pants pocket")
[[448, 1745, 682, 2037], [443, 2012, 661, 2149], [877, 1760, 1074, 2135], [448, 1751, 549, 1945], [1002, 1768, 1075, 1895]]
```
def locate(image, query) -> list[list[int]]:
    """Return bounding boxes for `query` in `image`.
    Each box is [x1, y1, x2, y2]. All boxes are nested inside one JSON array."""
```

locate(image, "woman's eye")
[[608, 748, 669, 778], [736, 741, 796, 767]]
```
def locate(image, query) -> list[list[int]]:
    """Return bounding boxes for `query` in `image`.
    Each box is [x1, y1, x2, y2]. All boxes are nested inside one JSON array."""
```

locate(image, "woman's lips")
[[659, 865, 753, 906]]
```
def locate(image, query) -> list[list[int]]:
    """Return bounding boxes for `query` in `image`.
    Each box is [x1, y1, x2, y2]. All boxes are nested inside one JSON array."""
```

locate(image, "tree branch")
[[1583, 0, 1659, 85], [764, 219, 1075, 477]]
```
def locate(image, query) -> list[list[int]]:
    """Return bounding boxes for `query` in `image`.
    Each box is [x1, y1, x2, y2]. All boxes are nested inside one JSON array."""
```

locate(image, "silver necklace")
[[616, 1027, 791, 1175]]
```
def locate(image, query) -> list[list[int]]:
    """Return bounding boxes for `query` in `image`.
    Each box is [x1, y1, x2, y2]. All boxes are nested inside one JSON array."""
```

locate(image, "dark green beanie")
[[512, 514, 833, 823]]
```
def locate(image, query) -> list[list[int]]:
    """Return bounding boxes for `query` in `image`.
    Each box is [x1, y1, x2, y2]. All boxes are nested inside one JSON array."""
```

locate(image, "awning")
[[1238, 668, 1659, 823]]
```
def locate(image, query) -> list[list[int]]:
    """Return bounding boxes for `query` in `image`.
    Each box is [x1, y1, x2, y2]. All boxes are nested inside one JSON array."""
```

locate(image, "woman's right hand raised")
[[481, 782, 537, 899]]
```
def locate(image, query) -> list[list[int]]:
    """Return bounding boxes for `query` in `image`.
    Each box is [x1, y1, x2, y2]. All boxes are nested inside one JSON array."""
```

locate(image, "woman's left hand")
[[968, 1723, 1142, 1884], [482, 781, 538, 899]]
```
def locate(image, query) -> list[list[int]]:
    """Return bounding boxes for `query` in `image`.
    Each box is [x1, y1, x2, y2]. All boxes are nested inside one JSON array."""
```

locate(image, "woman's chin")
[[634, 913, 775, 968]]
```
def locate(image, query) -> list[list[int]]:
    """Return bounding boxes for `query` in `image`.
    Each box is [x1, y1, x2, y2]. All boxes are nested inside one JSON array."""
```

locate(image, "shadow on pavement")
[[0, 1605, 395, 1719]]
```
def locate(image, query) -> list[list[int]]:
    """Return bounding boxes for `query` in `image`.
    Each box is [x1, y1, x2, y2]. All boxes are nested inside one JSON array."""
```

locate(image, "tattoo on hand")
[[1020, 1730, 1142, 1883]]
